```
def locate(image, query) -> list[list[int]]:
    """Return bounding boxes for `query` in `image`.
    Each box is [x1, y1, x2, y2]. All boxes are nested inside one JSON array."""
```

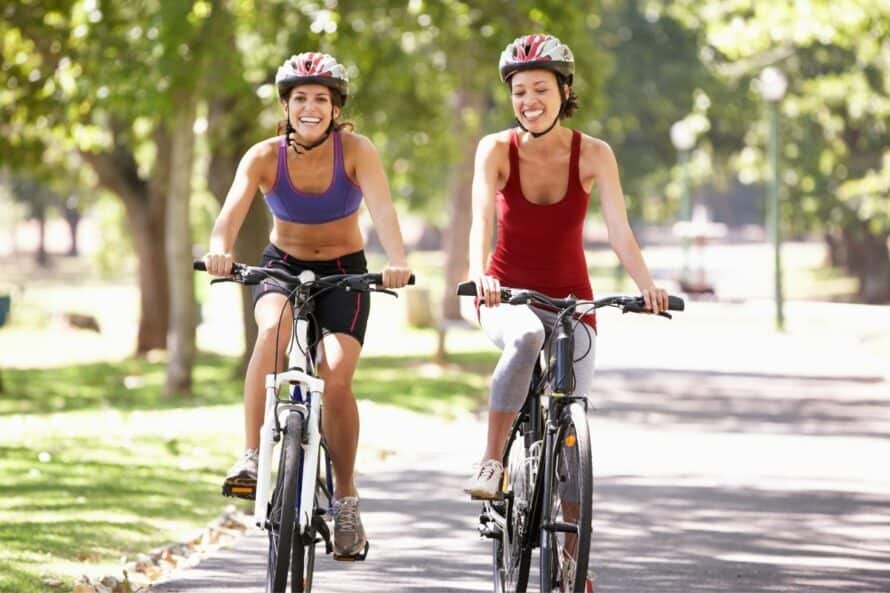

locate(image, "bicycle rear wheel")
[[266, 412, 303, 593], [493, 418, 534, 592], [540, 401, 592, 592]]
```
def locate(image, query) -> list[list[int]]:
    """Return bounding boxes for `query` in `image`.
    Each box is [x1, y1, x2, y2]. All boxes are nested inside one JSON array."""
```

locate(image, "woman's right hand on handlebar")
[[474, 273, 502, 307], [203, 252, 234, 277]]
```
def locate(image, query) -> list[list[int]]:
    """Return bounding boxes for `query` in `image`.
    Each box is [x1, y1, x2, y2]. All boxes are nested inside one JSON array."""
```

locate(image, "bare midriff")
[[269, 210, 365, 260]]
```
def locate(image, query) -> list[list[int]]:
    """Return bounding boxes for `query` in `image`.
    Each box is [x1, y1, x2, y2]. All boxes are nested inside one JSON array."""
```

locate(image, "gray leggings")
[[479, 303, 596, 412]]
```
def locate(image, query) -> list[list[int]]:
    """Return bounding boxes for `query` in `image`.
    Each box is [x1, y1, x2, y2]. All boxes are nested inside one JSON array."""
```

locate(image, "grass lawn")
[[0, 349, 495, 593]]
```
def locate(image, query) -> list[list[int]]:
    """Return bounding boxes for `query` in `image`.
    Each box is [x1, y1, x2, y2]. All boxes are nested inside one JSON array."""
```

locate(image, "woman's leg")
[[479, 303, 548, 460], [465, 304, 547, 499], [243, 293, 293, 448], [317, 332, 363, 499], [222, 292, 293, 496], [317, 332, 368, 557]]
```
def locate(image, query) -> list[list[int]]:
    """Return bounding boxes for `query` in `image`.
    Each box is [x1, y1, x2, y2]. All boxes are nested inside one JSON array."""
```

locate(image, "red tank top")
[[487, 128, 595, 328]]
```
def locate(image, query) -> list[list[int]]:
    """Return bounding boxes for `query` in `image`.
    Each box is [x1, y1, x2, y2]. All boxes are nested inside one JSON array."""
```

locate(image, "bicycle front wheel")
[[290, 439, 332, 593], [540, 401, 592, 592], [267, 412, 303, 593]]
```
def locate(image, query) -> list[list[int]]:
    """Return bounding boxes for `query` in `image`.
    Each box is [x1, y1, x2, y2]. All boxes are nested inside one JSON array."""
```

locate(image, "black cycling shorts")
[[252, 244, 371, 345]]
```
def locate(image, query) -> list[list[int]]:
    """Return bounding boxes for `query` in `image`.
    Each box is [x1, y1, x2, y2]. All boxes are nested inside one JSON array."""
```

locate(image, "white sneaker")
[[222, 449, 258, 499], [332, 496, 368, 559], [464, 459, 504, 499]]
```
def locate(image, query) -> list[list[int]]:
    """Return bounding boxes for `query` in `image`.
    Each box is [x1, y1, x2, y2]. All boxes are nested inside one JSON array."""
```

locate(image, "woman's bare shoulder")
[[243, 136, 282, 164], [339, 129, 375, 153], [477, 129, 514, 158]]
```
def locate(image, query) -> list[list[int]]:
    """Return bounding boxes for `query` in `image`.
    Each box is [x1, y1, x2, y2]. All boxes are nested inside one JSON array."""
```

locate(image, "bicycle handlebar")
[[456, 280, 684, 317], [194, 259, 415, 291]]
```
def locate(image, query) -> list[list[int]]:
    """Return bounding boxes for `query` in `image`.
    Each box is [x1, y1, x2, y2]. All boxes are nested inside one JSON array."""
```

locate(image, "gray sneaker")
[[332, 496, 368, 560], [222, 449, 258, 500]]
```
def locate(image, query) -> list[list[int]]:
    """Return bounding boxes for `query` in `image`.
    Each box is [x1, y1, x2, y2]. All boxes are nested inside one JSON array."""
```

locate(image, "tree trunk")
[[164, 100, 198, 397], [842, 225, 890, 304], [207, 95, 268, 370], [80, 126, 170, 354], [34, 205, 49, 267], [441, 90, 486, 322], [63, 202, 81, 256]]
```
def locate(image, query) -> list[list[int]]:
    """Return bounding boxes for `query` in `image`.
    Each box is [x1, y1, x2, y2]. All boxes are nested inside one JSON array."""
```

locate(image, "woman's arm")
[[204, 143, 267, 276], [590, 139, 669, 314], [469, 134, 503, 306], [353, 135, 411, 288]]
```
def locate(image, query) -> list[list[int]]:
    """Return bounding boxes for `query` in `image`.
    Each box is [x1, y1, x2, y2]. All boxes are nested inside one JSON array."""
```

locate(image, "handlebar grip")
[[193, 260, 206, 271], [668, 296, 685, 311], [366, 273, 416, 285], [456, 281, 477, 296]]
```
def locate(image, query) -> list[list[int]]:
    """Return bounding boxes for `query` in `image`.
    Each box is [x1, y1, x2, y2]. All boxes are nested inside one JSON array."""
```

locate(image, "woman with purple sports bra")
[[202, 51, 411, 558]]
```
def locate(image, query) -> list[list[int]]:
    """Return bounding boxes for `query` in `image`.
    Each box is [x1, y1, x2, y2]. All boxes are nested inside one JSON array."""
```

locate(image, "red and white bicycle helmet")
[[276, 51, 349, 103], [498, 34, 574, 84]]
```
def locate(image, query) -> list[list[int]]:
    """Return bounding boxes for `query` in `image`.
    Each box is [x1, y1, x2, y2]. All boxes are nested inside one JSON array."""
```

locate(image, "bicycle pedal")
[[470, 492, 504, 502], [333, 541, 369, 562], [221, 478, 257, 501]]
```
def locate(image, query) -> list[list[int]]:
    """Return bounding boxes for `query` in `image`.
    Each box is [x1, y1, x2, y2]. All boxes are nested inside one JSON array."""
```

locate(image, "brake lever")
[[376, 288, 398, 298], [210, 277, 237, 285]]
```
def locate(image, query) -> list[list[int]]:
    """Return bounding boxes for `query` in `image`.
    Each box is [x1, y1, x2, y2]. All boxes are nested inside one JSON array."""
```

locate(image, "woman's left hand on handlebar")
[[382, 264, 412, 289], [641, 285, 670, 315]]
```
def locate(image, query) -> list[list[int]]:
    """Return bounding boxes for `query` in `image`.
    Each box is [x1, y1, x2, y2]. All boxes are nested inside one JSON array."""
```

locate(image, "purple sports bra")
[[263, 131, 363, 224]]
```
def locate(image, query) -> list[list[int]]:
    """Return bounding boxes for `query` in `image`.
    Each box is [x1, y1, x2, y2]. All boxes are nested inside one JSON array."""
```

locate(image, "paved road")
[[155, 300, 890, 592], [154, 370, 890, 593]]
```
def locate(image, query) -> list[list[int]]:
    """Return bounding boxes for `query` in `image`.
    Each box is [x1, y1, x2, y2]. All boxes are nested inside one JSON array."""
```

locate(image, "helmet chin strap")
[[515, 113, 561, 138], [285, 107, 334, 154]]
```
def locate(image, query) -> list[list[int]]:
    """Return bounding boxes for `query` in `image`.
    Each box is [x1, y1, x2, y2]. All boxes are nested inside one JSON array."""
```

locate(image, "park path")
[[154, 373, 890, 592], [154, 299, 890, 592]]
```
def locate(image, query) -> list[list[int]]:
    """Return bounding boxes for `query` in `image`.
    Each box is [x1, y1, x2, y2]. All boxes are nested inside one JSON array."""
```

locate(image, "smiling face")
[[509, 69, 566, 133], [282, 83, 340, 141]]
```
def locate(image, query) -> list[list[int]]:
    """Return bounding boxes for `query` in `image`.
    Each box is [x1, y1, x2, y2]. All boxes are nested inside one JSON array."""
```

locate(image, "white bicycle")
[[195, 260, 413, 593]]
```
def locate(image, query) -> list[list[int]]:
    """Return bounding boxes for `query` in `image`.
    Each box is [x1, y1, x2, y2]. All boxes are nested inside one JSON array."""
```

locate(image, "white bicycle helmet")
[[498, 34, 574, 84], [276, 52, 349, 103]]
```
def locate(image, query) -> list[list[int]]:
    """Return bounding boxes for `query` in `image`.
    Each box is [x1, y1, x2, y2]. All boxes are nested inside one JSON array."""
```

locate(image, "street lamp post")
[[760, 66, 788, 331], [671, 120, 695, 281]]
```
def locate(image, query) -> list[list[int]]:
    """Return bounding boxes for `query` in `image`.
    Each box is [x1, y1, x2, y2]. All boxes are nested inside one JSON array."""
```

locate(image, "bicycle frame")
[[254, 270, 326, 536]]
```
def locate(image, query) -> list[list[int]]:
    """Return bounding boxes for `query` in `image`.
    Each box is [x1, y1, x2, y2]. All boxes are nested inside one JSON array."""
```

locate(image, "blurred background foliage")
[[1, 0, 888, 364]]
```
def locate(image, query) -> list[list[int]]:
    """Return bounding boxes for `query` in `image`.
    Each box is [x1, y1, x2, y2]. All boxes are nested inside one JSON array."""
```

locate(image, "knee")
[[509, 326, 545, 354], [322, 375, 353, 401], [255, 322, 291, 353]]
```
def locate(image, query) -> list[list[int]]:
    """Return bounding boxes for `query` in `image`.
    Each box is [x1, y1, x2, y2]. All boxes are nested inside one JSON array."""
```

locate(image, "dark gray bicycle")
[[457, 281, 684, 592]]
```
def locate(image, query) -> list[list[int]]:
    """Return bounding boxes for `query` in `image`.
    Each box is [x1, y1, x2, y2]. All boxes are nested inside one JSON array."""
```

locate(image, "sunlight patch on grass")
[[0, 413, 238, 593]]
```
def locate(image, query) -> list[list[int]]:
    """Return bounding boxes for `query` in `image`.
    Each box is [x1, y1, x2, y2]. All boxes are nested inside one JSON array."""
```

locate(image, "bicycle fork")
[[254, 370, 325, 530]]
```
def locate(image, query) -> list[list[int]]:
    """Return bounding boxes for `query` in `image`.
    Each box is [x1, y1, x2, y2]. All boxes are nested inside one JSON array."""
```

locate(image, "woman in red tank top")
[[464, 34, 668, 504]]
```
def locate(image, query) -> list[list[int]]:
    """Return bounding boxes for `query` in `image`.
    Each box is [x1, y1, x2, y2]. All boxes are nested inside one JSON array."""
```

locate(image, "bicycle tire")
[[267, 412, 303, 593], [290, 438, 332, 592], [290, 513, 315, 593], [540, 401, 592, 592], [493, 416, 534, 592]]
